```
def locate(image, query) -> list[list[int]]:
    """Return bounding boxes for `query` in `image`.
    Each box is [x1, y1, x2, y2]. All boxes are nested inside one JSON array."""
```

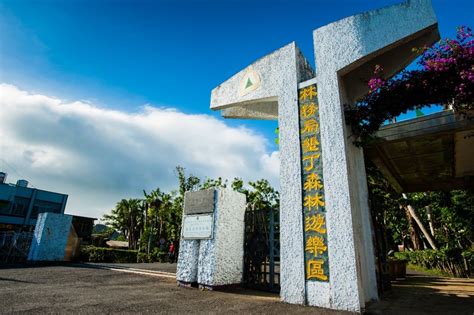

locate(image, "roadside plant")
[[345, 26, 474, 146]]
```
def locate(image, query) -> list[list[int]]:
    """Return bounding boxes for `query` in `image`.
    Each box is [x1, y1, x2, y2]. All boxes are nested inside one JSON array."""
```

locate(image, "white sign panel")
[[182, 214, 214, 239]]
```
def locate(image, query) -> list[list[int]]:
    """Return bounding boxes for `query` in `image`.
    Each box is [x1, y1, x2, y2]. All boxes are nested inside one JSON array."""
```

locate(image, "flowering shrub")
[[345, 26, 474, 146]]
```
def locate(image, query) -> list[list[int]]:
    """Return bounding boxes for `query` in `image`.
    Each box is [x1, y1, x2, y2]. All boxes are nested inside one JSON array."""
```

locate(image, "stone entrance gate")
[[210, 0, 440, 312]]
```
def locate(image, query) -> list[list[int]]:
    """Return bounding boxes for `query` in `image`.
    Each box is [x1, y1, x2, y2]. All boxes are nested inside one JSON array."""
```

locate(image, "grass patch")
[[407, 263, 453, 278]]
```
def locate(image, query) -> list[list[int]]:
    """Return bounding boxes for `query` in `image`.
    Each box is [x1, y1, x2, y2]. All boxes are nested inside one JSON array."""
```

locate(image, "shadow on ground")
[[1, 264, 472, 314], [365, 272, 474, 315]]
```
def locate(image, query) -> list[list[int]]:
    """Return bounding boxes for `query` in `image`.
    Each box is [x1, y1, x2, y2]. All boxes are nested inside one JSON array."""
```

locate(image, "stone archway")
[[210, 0, 440, 312]]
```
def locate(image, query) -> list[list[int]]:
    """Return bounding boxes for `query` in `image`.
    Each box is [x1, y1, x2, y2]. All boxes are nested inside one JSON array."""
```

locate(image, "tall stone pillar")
[[211, 43, 315, 303], [311, 0, 438, 310]]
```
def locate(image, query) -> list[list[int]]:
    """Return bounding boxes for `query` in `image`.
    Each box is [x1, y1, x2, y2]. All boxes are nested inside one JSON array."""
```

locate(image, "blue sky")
[[0, 0, 473, 217], [2, 0, 472, 142]]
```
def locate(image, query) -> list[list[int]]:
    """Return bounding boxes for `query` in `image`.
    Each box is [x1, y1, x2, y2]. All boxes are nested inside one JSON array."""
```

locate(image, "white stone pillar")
[[210, 43, 315, 303], [176, 189, 246, 288], [311, 0, 438, 311], [176, 239, 200, 283], [198, 189, 246, 287]]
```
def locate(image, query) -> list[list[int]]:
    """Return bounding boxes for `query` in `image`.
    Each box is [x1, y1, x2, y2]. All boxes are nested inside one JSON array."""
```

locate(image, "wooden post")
[[402, 194, 438, 250], [403, 204, 421, 250], [425, 205, 435, 237]]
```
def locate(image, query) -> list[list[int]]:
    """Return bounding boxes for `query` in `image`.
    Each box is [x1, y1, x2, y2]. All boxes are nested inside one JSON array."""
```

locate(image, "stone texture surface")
[[184, 189, 215, 214], [201, 189, 246, 286], [221, 99, 278, 120], [312, 0, 438, 312], [211, 42, 315, 305], [28, 212, 73, 262], [176, 239, 200, 283], [177, 189, 246, 287], [197, 237, 217, 285]]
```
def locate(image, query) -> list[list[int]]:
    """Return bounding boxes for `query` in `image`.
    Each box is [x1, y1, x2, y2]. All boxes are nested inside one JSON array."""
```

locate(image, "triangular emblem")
[[239, 67, 261, 97], [245, 78, 253, 88]]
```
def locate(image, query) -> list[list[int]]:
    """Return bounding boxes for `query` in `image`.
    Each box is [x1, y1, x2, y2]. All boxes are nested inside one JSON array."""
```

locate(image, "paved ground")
[[365, 271, 474, 315], [0, 264, 344, 314], [0, 263, 472, 314], [86, 262, 177, 274]]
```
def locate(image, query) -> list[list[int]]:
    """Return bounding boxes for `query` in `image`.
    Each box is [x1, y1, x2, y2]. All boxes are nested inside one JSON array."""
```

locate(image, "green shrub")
[[137, 252, 151, 263], [394, 248, 472, 278], [157, 252, 167, 263], [80, 246, 138, 263], [136, 249, 167, 263], [151, 248, 167, 263]]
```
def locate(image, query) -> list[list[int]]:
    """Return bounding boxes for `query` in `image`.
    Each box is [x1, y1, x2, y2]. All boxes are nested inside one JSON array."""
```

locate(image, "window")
[[12, 197, 30, 217], [0, 201, 11, 214], [30, 200, 62, 218]]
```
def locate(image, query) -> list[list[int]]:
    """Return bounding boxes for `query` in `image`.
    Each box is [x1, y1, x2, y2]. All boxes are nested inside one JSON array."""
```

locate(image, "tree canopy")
[[102, 166, 280, 253]]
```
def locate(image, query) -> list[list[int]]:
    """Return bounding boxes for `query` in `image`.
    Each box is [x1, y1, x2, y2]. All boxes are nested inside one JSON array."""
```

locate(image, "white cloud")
[[0, 83, 279, 218]]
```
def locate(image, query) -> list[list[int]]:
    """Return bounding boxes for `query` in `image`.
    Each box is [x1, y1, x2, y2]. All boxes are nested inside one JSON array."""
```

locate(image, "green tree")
[[103, 198, 144, 249], [366, 160, 473, 252], [175, 166, 201, 199], [231, 178, 279, 211], [142, 188, 162, 254], [406, 190, 473, 249], [101, 166, 282, 259], [162, 191, 181, 242], [246, 179, 280, 211], [171, 166, 200, 242], [200, 177, 228, 190]]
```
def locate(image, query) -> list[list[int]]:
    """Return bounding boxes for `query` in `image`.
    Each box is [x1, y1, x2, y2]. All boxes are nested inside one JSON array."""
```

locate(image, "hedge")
[[394, 248, 472, 278], [80, 246, 138, 263], [137, 249, 168, 263]]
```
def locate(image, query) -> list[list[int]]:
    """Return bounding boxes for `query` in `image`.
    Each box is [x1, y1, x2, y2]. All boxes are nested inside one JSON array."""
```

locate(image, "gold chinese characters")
[[307, 259, 328, 281], [299, 84, 329, 282]]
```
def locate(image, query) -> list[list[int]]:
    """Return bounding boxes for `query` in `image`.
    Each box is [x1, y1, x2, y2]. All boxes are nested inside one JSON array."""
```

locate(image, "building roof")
[[106, 240, 129, 249], [71, 215, 97, 221], [365, 110, 474, 192]]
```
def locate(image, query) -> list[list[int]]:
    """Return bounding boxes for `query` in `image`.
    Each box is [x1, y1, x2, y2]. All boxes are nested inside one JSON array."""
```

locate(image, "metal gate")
[[243, 207, 280, 292], [0, 231, 33, 263]]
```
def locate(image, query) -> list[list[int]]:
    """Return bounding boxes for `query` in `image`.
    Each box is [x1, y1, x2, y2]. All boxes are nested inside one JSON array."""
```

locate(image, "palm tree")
[[104, 198, 144, 249], [143, 188, 162, 254]]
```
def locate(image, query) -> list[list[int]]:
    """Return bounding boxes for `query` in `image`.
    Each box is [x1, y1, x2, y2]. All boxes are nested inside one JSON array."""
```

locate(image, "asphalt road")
[[0, 264, 345, 314], [86, 262, 177, 274], [1, 264, 472, 314]]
